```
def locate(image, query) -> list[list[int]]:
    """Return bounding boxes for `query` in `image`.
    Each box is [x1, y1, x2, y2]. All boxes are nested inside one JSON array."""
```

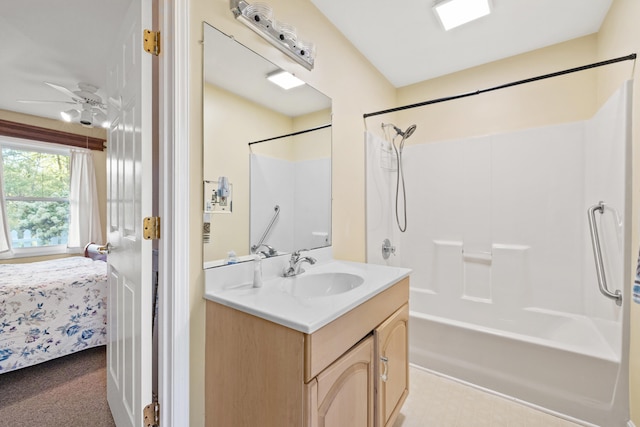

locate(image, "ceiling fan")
[[18, 82, 109, 128]]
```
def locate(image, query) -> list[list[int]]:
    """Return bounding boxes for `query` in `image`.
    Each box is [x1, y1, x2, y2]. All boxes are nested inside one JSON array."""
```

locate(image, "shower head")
[[381, 123, 417, 139], [394, 124, 417, 139], [404, 124, 417, 139]]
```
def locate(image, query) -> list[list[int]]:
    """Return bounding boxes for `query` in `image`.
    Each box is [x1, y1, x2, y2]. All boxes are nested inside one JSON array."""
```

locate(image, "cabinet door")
[[310, 335, 375, 427], [375, 304, 409, 427]]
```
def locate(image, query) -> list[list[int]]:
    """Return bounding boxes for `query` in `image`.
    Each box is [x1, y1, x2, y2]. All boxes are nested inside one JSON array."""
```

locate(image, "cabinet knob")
[[380, 356, 389, 382]]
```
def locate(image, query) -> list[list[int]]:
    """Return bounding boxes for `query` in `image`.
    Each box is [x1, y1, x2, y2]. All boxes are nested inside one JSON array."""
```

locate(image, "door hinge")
[[144, 400, 160, 427], [143, 29, 161, 56], [143, 216, 161, 240]]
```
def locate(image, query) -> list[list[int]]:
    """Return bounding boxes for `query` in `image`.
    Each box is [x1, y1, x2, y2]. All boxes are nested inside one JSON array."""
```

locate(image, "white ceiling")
[[0, 0, 130, 123], [0, 0, 614, 124], [310, 0, 613, 87]]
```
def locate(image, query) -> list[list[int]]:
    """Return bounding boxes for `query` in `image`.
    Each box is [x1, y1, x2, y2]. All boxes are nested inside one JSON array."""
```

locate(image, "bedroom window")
[[0, 140, 71, 256]]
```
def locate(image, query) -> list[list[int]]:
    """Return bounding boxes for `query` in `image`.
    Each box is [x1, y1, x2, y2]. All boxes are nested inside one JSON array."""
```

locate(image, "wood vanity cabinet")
[[205, 277, 409, 427], [375, 303, 409, 427]]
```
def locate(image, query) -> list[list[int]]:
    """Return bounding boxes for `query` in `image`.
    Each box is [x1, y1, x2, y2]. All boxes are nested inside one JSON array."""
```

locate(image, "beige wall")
[[190, 1, 639, 425], [394, 35, 599, 143], [291, 109, 332, 162], [190, 0, 396, 424], [0, 109, 108, 263], [249, 110, 331, 162], [597, 0, 640, 423]]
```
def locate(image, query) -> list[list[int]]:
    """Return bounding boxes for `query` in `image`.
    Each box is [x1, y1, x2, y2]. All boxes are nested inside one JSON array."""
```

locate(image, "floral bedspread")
[[0, 257, 108, 373]]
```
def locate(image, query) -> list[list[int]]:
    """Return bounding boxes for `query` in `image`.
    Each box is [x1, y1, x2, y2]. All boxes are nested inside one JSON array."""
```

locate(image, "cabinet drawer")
[[304, 277, 409, 382]]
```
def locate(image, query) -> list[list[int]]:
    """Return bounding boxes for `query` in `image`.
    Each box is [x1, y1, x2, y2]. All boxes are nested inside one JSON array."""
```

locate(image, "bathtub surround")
[[250, 153, 331, 253], [366, 81, 632, 425]]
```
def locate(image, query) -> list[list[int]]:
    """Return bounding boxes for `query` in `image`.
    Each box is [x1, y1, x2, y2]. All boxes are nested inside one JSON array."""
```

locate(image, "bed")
[[0, 256, 108, 373]]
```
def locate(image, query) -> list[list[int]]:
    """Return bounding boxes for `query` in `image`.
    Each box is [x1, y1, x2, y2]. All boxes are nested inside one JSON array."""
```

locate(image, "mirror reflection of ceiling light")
[[230, 0, 315, 70], [433, 0, 492, 31], [266, 70, 305, 90]]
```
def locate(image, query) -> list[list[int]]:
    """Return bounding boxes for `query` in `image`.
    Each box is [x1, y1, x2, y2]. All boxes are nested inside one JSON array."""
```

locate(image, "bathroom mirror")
[[203, 23, 332, 268]]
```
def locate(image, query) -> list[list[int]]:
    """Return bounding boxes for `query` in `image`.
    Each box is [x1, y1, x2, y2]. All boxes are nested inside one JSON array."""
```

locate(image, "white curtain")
[[68, 149, 103, 248], [0, 150, 11, 253]]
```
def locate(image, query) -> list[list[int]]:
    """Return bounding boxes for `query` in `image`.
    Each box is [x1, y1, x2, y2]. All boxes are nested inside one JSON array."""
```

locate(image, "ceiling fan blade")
[[44, 82, 79, 100], [17, 99, 77, 105]]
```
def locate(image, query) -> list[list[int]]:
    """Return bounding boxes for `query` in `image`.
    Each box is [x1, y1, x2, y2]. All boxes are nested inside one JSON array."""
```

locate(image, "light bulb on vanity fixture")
[[230, 0, 316, 70]]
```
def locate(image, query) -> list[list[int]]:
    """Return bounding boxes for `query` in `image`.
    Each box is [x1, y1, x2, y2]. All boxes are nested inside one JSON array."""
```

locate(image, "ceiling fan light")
[[61, 109, 79, 122], [94, 111, 110, 128], [80, 109, 93, 126]]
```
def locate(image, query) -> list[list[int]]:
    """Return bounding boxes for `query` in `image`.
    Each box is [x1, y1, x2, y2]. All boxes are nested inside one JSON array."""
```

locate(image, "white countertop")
[[204, 257, 411, 334]]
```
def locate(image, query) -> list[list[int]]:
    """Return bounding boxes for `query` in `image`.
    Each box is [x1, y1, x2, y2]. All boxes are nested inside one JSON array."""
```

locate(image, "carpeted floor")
[[0, 346, 115, 427]]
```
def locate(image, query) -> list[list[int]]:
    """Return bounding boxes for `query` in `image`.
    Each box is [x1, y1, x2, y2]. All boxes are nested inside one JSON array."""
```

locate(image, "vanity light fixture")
[[266, 70, 305, 90], [433, 0, 492, 31], [230, 0, 315, 70]]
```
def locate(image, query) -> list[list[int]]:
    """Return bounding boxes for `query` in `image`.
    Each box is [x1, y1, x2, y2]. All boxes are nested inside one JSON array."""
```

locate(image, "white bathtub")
[[366, 81, 633, 426], [409, 307, 628, 426]]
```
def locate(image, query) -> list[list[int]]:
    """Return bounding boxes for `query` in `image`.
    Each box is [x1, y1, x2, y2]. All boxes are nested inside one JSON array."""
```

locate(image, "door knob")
[[97, 243, 112, 255]]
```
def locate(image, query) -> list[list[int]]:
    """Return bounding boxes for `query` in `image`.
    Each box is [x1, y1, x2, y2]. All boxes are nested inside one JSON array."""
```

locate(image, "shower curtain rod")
[[248, 123, 332, 145], [363, 53, 636, 119]]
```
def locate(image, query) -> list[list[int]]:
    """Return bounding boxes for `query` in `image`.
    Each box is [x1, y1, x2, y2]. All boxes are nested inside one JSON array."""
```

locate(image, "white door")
[[106, 0, 154, 425]]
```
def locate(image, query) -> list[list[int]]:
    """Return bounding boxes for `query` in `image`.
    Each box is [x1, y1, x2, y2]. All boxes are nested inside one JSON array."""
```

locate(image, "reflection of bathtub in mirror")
[[202, 22, 332, 268]]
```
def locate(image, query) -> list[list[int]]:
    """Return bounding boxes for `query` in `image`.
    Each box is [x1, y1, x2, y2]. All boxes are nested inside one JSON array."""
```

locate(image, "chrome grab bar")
[[587, 201, 622, 306], [251, 205, 280, 254]]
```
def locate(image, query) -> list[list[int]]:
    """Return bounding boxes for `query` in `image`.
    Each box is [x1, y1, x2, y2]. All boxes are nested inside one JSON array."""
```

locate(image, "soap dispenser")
[[253, 255, 263, 288], [225, 250, 238, 265]]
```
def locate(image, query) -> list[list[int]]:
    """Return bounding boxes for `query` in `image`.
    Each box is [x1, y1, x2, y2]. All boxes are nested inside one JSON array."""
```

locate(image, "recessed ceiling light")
[[266, 70, 305, 90], [433, 0, 492, 31]]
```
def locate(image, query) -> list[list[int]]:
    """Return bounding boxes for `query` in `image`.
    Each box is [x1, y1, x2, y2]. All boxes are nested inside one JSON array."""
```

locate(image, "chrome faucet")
[[283, 250, 317, 277], [251, 243, 278, 258]]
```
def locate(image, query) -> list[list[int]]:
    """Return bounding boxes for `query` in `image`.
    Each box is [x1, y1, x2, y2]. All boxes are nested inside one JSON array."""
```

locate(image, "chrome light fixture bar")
[[230, 0, 315, 70]]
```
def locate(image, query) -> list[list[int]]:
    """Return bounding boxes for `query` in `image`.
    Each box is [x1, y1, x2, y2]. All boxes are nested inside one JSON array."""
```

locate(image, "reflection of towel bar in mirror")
[[248, 123, 331, 146], [251, 205, 280, 255]]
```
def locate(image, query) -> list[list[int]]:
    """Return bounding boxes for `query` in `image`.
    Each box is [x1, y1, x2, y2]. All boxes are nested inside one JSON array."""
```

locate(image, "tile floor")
[[393, 366, 584, 427]]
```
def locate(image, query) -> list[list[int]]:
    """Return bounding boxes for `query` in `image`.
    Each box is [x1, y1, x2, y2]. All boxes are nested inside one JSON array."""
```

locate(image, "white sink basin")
[[281, 272, 364, 298], [205, 257, 412, 333]]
